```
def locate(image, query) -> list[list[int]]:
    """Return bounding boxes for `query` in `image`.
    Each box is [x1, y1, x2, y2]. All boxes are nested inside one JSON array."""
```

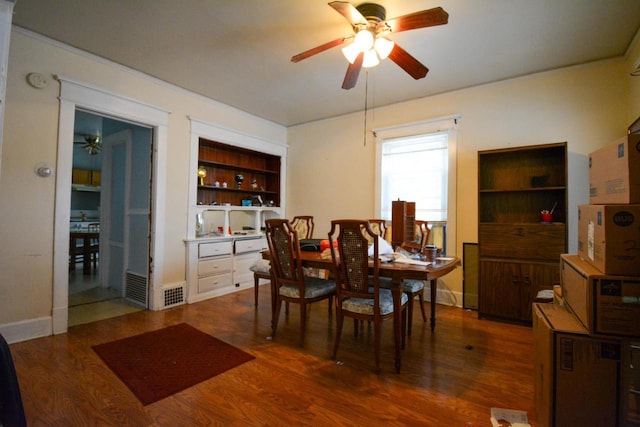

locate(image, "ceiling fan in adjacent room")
[[291, 1, 449, 89], [74, 134, 102, 155]]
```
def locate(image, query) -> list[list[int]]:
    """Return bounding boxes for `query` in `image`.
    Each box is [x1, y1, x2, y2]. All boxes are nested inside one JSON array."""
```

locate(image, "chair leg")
[[299, 302, 307, 346], [272, 298, 283, 335], [401, 305, 407, 350], [253, 273, 260, 307], [406, 292, 414, 337], [418, 292, 427, 321], [374, 317, 381, 374], [332, 311, 344, 360]]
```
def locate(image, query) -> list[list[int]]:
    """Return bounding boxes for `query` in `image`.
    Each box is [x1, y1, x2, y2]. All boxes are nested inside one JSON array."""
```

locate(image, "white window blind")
[[380, 132, 449, 221]]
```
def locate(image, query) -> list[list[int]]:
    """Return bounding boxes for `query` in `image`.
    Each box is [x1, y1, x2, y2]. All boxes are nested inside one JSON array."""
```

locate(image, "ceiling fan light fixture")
[[353, 29, 374, 52], [341, 42, 361, 63], [374, 37, 394, 60], [83, 135, 102, 155], [362, 48, 380, 68]]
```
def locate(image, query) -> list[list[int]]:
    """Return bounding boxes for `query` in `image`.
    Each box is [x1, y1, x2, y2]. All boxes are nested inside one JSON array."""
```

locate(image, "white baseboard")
[[0, 316, 52, 344], [425, 282, 463, 308]]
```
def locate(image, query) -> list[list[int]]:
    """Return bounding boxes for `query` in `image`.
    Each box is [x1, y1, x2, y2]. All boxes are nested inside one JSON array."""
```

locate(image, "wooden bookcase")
[[197, 138, 281, 207], [477, 142, 567, 323]]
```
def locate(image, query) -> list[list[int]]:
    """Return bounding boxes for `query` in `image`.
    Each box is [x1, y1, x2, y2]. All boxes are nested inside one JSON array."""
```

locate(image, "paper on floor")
[[490, 408, 530, 427]]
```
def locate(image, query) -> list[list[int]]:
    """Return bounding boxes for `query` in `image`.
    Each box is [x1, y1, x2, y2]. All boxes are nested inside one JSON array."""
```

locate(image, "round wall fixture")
[[26, 72, 47, 89], [35, 163, 53, 177]]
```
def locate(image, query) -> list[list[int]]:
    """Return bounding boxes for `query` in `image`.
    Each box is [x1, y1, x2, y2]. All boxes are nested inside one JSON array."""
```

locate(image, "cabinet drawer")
[[199, 240, 233, 258], [198, 257, 232, 276], [198, 272, 232, 293], [235, 237, 267, 254], [479, 223, 565, 260]]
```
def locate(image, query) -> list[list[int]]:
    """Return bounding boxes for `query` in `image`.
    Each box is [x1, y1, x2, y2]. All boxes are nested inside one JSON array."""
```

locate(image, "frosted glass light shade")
[[362, 49, 380, 68], [354, 29, 374, 51], [342, 42, 360, 63], [374, 37, 394, 59]]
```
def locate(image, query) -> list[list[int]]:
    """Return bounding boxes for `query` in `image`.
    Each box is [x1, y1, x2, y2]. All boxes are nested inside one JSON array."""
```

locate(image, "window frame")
[[374, 115, 459, 255]]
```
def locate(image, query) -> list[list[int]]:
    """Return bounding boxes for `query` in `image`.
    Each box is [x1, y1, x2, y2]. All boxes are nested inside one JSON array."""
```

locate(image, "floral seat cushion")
[[341, 288, 409, 315], [249, 259, 271, 274], [279, 276, 336, 299]]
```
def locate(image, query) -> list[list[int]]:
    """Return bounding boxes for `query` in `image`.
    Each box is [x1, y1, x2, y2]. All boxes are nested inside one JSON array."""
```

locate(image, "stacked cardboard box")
[[534, 134, 640, 427]]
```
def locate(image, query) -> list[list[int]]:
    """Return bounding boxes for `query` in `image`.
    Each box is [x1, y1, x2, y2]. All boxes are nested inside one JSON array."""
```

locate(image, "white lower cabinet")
[[186, 235, 267, 303]]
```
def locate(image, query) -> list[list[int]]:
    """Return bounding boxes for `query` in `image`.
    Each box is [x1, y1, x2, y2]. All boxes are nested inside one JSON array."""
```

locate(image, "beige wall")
[[626, 30, 640, 121], [0, 30, 286, 336], [1, 26, 637, 339], [287, 58, 630, 301]]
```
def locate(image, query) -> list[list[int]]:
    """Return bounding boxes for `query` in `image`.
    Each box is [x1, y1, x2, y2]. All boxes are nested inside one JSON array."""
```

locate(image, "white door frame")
[[52, 76, 169, 334]]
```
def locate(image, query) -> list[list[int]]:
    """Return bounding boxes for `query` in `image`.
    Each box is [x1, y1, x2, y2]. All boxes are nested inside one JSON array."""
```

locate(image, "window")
[[380, 132, 448, 221], [374, 115, 458, 254]]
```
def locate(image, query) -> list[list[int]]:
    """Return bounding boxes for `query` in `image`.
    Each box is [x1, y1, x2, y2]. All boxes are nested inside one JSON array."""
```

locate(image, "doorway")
[[67, 111, 153, 326], [52, 77, 170, 334]]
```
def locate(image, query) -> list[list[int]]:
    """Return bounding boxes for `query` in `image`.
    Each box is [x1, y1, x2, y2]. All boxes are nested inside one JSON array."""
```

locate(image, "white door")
[[101, 129, 152, 306]]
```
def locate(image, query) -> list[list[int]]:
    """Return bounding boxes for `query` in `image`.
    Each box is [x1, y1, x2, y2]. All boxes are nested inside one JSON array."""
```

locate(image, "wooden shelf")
[[478, 186, 566, 193], [197, 138, 281, 207], [198, 159, 279, 176]]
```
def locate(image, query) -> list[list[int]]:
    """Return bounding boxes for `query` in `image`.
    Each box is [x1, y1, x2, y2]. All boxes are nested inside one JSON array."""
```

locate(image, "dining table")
[[262, 249, 460, 373]]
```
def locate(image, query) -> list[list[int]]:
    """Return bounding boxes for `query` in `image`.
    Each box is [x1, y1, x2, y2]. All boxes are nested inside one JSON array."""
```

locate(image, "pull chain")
[[364, 70, 368, 146]]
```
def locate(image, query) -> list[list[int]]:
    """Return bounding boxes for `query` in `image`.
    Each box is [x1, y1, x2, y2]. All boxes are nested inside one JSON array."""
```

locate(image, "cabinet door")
[[479, 260, 523, 320], [480, 260, 558, 322]]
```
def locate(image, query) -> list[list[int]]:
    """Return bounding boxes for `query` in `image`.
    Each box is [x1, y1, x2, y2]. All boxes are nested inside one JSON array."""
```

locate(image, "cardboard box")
[[533, 303, 620, 427], [589, 134, 640, 204], [577, 204, 640, 276], [561, 254, 640, 337], [622, 340, 640, 425]]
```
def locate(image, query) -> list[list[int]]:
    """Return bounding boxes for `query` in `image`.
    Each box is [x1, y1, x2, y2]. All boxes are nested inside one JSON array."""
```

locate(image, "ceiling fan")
[[291, 2, 449, 89], [73, 134, 102, 155]]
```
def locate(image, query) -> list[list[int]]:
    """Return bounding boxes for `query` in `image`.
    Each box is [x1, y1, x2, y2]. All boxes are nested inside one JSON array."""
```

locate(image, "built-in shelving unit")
[[185, 120, 287, 303]]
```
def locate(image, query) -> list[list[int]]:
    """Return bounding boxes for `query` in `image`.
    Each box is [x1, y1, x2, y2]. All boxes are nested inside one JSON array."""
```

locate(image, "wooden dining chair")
[[368, 219, 388, 242], [251, 215, 315, 308], [328, 219, 408, 373], [393, 220, 431, 336], [265, 219, 336, 346], [290, 215, 314, 240]]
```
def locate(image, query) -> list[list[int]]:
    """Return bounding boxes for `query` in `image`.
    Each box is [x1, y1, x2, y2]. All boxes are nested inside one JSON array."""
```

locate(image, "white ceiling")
[[12, 0, 640, 127]]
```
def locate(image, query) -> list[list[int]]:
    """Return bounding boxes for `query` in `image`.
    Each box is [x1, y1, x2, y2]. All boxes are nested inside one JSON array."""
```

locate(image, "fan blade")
[[342, 52, 364, 89], [291, 37, 348, 63], [388, 44, 429, 80], [385, 7, 449, 33], [329, 1, 367, 26]]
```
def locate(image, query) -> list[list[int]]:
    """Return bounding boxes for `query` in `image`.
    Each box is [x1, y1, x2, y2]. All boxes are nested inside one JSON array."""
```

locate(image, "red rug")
[[92, 323, 255, 405]]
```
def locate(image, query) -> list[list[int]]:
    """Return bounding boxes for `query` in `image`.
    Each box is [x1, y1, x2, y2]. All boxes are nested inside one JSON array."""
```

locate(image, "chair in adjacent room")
[[265, 219, 336, 346], [87, 223, 100, 270], [0, 334, 27, 427], [328, 219, 408, 373]]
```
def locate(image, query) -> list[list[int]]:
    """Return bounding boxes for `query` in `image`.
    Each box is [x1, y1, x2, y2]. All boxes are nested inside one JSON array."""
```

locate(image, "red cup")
[[541, 213, 553, 223]]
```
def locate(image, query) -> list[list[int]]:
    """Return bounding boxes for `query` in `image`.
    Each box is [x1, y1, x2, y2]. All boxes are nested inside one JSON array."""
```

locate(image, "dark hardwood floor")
[[9, 285, 538, 426]]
